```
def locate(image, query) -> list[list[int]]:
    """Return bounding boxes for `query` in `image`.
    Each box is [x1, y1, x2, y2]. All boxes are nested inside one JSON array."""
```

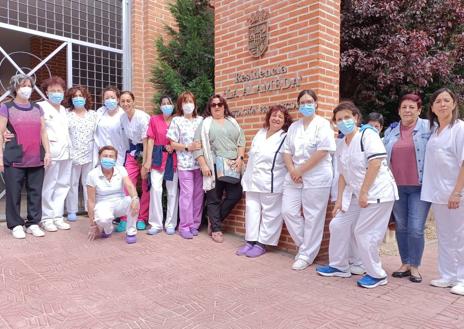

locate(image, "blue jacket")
[[383, 118, 431, 184]]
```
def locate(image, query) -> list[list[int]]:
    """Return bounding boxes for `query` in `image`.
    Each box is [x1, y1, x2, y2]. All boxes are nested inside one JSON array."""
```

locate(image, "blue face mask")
[[160, 104, 174, 116], [48, 92, 64, 105], [299, 104, 316, 117], [72, 96, 86, 108], [104, 98, 118, 110], [100, 157, 116, 170], [337, 118, 356, 135]]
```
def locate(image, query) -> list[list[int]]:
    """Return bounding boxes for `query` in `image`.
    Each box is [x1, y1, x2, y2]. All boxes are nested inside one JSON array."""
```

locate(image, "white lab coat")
[[94, 106, 128, 166], [242, 128, 287, 245], [38, 100, 72, 223], [283, 116, 336, 188], [421, 120, 464, 284], [329, 128, 397, 278], [281, 116, 335, 263]]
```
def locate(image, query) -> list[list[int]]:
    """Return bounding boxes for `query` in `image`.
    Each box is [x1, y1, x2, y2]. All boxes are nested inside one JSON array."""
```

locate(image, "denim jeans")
[[393, 186, 431, 267]]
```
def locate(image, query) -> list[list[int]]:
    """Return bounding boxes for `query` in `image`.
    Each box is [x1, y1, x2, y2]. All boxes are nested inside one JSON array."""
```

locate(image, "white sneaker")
[[54, 218, 70, 230], [350, 264, 366, 275], [12, 225, 26, 239], [450, 283, 464, 296], [430, 278, 456, 288], [26, 225, 45, 237], [292, 259, 310, 271], [42, 221, 58, 232]]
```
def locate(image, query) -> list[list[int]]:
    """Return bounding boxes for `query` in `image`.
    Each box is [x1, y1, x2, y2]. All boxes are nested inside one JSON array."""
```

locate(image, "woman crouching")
[[87, 146, 140, 243]]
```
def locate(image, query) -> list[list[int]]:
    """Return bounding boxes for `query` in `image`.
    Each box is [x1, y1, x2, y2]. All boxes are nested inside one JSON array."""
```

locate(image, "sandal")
[[211, 231, 224, 243]]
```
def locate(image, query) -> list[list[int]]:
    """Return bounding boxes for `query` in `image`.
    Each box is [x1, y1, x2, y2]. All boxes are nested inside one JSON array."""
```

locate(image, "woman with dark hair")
[[0, 74, 51, 239], [316, 101, 398, 289], [167, 91, 204, 239], [119, 91, 150, 230], [87, 145, 139, 244], [237, 105, 292, 257], [38, 76, 72, 232], [65, 85, 97, 222], [421, 88, 464, 296], [144, 96, 179, 236], [366, 112, 384, 134], [94, 86, 128, 168], [193, 94, 245, 243], [281, 90, 336, 270], [383, 94, 431, 283]]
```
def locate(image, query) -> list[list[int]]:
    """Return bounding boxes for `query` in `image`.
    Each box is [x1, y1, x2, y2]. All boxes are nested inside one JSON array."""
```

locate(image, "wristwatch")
[[184, 145, 188, 151], [239, 156, 244, 160]]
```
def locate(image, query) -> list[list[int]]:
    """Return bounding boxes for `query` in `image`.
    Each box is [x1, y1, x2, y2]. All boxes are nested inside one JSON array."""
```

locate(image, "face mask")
[[299, 104, 315, 117], [182, 103, 195, 114], [100, 157, 116, 170], [72, 96, 86, 108], [18, 86, 32, 100], [104, 98, 118, 110], [160, 104, 174, 116], [337, 118, 356, 135], [48, 92, 64, 105]]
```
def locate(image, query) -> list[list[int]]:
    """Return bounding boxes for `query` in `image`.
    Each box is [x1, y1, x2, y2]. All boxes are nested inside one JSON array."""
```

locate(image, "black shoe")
[[409, 273, 422, 283], [392, 270, 411, 278]]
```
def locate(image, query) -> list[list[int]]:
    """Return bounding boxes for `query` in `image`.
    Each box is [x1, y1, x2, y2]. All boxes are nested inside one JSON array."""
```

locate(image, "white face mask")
[[18, 86, 33, 100], [182, 103, 195, 114]]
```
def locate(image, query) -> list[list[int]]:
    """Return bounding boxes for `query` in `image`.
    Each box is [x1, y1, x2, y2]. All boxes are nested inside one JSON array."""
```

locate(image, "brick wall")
[[29, 37, 67, 88], [214, 0, 340, 260], [131, 0, 175, 114]]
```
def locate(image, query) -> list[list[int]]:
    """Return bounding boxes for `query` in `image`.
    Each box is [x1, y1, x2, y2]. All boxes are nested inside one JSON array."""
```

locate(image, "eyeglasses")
[[211, 102, 224, 108]]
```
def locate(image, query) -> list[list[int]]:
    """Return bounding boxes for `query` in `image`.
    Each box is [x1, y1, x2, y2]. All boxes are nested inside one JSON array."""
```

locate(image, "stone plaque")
[[248, 10, 269, 58]]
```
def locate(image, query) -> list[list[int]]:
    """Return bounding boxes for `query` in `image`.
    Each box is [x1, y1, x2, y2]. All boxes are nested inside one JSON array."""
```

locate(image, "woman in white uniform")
[[87, 145, 139, 244], [421, 88, 464, 296], [281, 90, 336, 270], [94, 86, 128, 167], [316, 101, 398, 289], [65, 85, 97, 221], [238, 105, 292, 257], [120, 91, 151, 231], [38, 76, 72, 232]]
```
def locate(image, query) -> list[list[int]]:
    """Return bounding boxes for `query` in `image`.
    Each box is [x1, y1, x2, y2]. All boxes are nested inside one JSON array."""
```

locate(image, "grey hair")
[[9, 74, 35, 97]]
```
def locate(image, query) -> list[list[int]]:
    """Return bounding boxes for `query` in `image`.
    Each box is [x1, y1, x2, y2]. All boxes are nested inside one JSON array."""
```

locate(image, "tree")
[[151, 0, 214, 112], [341, 0, 464, 124]]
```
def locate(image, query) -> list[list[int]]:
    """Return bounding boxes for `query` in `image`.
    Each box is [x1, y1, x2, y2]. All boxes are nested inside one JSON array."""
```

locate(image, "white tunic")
[[86, 165, 128, 203], [283, 116, 336, 189], [38, 100, 70, 161], [421, 120, 464, 204], [242, 128, 287, 193], [94, 106, 128, 166], [338, 128, 398, 207], [166, 115, 204, 170], [120, 109, 150, 156]]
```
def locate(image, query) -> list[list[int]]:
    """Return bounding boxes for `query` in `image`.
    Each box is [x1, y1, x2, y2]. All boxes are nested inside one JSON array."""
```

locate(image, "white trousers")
[[282, 186, 330, 264], [42, 159, 72, 223], [66, 162, 93, 213], [94, 196, 137, 235], [329, 197, 393, 278], [433, 204, 464, 283], [148, 170, 179, 230], [245, 192, 283, 246]]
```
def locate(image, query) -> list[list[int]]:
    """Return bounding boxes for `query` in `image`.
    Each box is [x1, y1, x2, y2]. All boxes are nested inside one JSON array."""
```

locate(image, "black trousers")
[[206, 179, 243, 232], [4, 166, 44, 229]]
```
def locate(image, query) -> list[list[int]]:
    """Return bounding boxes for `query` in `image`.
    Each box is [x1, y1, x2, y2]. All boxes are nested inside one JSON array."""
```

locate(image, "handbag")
[[215, 155, 241, 184]]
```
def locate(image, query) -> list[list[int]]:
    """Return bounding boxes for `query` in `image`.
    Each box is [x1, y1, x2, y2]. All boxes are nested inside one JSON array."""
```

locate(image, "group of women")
[[0, 73, 462, 295]]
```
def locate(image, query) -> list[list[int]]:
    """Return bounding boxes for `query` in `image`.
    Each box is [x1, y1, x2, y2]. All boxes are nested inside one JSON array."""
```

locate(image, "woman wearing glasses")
[[193, 95, 245, 243], [281, 90, 336, 271]]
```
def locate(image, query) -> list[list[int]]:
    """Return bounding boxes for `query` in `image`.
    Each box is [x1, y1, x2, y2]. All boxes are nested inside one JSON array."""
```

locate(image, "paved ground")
[[0, 219, 462, 329]]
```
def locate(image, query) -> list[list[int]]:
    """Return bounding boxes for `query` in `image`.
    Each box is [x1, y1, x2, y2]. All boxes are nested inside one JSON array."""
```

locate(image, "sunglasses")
[[211, 102, 224, 108]]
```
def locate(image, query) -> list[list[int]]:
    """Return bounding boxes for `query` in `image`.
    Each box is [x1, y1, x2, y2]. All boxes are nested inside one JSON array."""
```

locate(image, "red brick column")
[[30, 37, 67, 85], [131, 0, 174, 114], [214, 0, 340, 260]]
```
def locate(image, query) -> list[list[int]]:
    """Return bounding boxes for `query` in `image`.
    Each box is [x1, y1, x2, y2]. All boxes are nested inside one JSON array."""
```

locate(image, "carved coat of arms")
[[248, 10, 269, 58]]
